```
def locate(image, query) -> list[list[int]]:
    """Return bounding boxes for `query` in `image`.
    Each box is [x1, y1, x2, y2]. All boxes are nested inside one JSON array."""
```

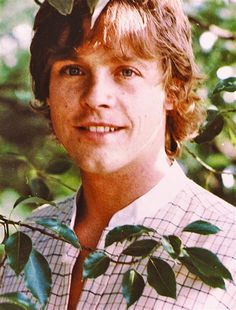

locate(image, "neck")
[[79, 150, 171, 227]]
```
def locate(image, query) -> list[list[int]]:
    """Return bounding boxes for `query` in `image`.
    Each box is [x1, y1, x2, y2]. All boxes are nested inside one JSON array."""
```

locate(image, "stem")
[[34, 0, 43, 5], [44, 174, 77, 192], [185, 146, 236, 177]]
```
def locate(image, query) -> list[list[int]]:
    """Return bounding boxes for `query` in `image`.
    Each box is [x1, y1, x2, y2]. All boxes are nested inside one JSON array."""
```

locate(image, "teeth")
[[86, 126, 117, 133]]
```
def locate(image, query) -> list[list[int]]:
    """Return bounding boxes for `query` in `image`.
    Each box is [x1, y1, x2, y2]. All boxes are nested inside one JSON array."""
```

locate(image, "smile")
[[82, 126, 119, 133]]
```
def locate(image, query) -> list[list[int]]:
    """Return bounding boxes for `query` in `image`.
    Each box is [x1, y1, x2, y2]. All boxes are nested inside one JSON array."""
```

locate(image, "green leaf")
[[0, 293, 37, 310], [29, 178, 51, 200], [48, 0, 74, 15], [194, 110, 224, 143], [122, 269, 145, 308], [35, 218, 80, 249], [182, 220, 220, 235], [147, 257, 176, 299], [45, 159, 72, 174], [24, 249, 52, 307], [122, 239, 159, 257], [0, 304, 25, 310], [89, 0, 111, 27], [105, 225, 156, 247], [161, 235, 183, 259], [5, 232, 32, 276], [13, 196, 55, 209], [179, 256, 226, 289], [83, 251, 110, 279], [185, 247, 232, 280], [213, 77, 236, 94]]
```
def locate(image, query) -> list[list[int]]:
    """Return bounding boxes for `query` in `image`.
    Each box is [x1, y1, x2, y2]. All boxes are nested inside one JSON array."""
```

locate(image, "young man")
[[1, 0, 236, 309]]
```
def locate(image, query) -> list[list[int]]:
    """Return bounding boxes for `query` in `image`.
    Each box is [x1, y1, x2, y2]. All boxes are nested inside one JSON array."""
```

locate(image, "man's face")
[[47, 43, 170, 175]]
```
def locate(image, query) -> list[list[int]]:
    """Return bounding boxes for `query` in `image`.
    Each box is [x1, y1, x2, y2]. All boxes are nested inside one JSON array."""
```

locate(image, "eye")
[[120, 68, 136, 78], [61, 65, 85, 76]]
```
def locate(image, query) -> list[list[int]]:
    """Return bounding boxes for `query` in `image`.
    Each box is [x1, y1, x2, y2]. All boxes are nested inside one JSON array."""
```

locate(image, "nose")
[[81, 71, 115, 110]]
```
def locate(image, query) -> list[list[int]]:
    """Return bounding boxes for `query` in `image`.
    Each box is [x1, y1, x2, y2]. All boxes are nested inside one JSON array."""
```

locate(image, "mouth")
[[79, 125, 121, 133]]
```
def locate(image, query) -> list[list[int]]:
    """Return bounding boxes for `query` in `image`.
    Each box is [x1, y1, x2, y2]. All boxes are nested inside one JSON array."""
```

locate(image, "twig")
[[34, 0, 43, 5], [189, 15, 236, 40], [185, 146, 236, 177]]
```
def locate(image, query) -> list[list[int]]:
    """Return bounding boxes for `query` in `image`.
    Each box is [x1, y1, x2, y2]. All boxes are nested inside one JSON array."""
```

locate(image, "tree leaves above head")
[[13, 196, 56, 209], [4, 232, 32, 276], [122, 269, 145, 308], [0, 293, 37, 310], [105, 225, 156, 247], [161, 235, 183, 259], [29, 177, 51, 201], [48, 0, 75, 15], [194, 109, 224, 144], [213, 77, 236, 94], [179, 256, 226, 290], [35, 218, 80, 249], [83, 251, 110, 279], [147, 257, 176, 299], [182, 220, 220, 235], [24, 249, 52, 308], [184, 247, 232, 280], [88, 0, 111, 27], [45, 158, 72, 175], [122, 239, 160, 257]]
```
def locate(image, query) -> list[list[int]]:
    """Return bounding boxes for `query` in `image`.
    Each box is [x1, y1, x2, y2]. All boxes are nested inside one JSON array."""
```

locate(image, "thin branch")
[[34, 0, 43, 5], [185, 146, 236, 177], [189, 15, 236, 40]]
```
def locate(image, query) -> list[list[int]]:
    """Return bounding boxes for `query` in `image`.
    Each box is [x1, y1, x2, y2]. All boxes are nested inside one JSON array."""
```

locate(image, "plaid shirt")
[[0, 162, 236, 309]]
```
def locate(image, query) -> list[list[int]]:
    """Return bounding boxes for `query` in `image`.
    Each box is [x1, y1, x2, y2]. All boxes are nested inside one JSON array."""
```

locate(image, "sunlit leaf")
[[185, 247, 232, 280], [83, 251, 110, 279], [48, 0, 74, 15], [89, 0, 111, 27], [5, 232, 32, 276], [182, 220, 220, 235], [213, 77, 236, 94], [29, 178, 51, 200], [147, 257, 176, 299], [122, 239, 159, 257], [24, 249, 52, 307], [179, 256, 226, 289], [36, 218, 80, 249], [13, 196, 55, 209], [105, 225, 156, 247], [161, 235, 182, 259], [45, 159, 72, 175], [0, 293, 37, 310], [122, 269, 145, 308], [194, 110, 224, 143]]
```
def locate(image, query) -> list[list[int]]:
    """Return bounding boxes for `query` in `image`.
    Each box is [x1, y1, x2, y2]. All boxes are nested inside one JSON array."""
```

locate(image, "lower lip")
[[75, 127, 123, 142]]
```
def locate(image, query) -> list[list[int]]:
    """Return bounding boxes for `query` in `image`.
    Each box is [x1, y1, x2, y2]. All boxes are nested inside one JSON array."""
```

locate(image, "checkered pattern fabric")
[[0, 163, 236, 309]]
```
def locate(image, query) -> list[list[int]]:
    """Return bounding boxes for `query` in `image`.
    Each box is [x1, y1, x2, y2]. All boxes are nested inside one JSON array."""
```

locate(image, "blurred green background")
[[0, 0, 235, 228]]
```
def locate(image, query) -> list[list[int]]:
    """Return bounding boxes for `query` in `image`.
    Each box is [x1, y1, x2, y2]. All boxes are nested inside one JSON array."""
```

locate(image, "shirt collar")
[[73, 161, 187, 228]]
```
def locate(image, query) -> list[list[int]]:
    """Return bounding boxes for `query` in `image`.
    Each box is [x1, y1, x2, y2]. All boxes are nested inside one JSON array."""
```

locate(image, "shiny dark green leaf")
[[24, 249, 52, 307], [105, 225, 156, 247], [194, 110, 224, 143], [83, 251, 110, 279], [5, 232, 32, 276], [185, 247, 232, 280], [29, 178, 51, 200], [36, 218, 80, 249], [0, 293, 37, 310], [45, 159, 72, 174], [183, 220, 220, 235], [122, 239, 159, 257], [213, 77, 236, 94], [48, 0, 74, 15], [13, 196, 55, 209], [147, 257, 176, 299], [179, 256, 226, 289], [161, 235, 182, 259], [122, 269, 145, 308]]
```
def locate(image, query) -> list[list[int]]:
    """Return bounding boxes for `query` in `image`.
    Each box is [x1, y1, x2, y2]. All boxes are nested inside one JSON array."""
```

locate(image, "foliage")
[[0, 211, 233, 308]]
